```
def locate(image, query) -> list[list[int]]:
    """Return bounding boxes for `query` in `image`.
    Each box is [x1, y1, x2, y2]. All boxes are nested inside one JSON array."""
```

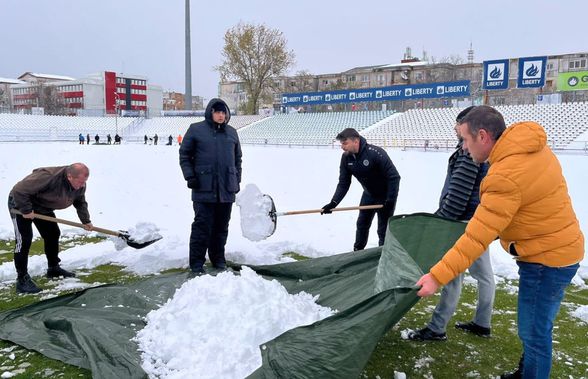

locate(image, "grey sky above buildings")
[[2, 0, 587, 101]]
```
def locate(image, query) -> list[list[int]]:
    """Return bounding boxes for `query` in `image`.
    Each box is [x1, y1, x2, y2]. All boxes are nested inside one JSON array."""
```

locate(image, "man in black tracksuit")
[[9, 163, 94, 293], [179, 98, 242, 274], [321, 128, 401, 251]]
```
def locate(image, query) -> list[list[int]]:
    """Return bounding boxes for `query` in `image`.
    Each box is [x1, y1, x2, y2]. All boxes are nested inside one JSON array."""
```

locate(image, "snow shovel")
[[9, 209, 161, 249], [237, 184, 384, 241]]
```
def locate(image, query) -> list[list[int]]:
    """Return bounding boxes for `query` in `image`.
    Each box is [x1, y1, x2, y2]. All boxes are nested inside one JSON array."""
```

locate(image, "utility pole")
[[185, 0, 192, 110], [114, 92, 120, 135]]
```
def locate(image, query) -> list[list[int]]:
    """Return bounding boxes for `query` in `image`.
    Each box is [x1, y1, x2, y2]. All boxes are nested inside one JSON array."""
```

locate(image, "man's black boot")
[[455, 321, 491, 337], [16, 274, 42, 294], [407, 327, 447, 341], [46, 265, 76, 279], [500, 355, 523, 379], [189, 266, 206, 277]]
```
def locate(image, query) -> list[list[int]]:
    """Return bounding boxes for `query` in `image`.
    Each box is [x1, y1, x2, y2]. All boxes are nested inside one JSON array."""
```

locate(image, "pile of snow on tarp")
[[136, 266, 336, 379]]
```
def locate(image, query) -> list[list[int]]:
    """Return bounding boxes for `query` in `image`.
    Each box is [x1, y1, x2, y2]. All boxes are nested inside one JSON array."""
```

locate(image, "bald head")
[[66, 163, 89, 190], [67, 163, 89, 177]]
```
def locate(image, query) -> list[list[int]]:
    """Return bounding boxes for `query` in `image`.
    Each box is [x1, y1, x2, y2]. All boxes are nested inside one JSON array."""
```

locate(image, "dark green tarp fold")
[[0, 213, 465, 379]]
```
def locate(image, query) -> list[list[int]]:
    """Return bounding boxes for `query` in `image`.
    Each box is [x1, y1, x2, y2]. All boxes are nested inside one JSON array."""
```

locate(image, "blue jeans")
[[517, 261, 579, 379]]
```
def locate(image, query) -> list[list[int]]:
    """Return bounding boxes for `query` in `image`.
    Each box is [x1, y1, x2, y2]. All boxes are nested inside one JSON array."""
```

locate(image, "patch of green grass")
[[0, 236, 144, 378], [0, 236, 104, 266], [282, 251, 310, 261], [361, 282, 588, 378]]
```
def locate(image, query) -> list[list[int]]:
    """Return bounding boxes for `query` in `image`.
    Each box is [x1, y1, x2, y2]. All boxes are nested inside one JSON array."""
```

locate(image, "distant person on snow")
[[8, 163, 94, 294], [179, 98, 242, 275], [86, 134, 90, 146], [167, 135, 173, 145], [321, 128, 400, 251], [94, 134, 100, 144], [144, 135, 148, 145], [114, 134, 121, 144], [177, 134, 183, 145], [78, 133, 84, 145], [107, 134, 112, 144], [153, 134, 158, 145]]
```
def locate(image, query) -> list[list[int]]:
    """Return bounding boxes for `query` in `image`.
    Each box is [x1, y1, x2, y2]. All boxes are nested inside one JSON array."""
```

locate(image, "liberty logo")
[[487, 64, 505, 80], [522, 61, 543, 79], [518, 57, 545, 88], [490, 66, 502, 79], [525, 64, 539, 77], [282, 97, 288, 104]]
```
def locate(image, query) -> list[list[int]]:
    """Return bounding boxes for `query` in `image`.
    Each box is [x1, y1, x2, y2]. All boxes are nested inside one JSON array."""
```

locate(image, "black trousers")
[[189, 202, 233, 270], [8, 197, 61, 276], [354, 192, 395, 251]]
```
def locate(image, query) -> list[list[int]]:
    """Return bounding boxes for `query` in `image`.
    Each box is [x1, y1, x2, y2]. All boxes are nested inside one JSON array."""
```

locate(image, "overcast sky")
[[2, 0, 587, 101]]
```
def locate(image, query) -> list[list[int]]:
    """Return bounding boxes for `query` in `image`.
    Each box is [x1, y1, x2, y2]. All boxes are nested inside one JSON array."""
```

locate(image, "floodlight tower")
[[185, 0, 192, 110]]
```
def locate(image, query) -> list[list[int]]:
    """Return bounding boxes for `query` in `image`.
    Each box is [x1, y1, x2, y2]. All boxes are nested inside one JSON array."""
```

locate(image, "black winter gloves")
[[320, 201, 337, 215], [186, 178, 198, 189]]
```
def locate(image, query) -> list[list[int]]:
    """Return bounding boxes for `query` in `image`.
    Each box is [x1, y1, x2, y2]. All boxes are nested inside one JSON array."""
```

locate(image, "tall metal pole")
[[184, 0, 192, 110]]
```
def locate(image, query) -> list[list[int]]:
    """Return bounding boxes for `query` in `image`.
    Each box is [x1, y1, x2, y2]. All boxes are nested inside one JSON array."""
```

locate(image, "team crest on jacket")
[[363, 159, 370, 166]]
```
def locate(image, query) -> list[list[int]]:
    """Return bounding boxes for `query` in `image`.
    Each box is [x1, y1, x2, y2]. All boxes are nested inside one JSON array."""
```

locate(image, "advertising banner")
[[557, 71, 588, 91], [517, 56, 547, 88], [281, 80, 470, 106], [482, 59, 509, 90]]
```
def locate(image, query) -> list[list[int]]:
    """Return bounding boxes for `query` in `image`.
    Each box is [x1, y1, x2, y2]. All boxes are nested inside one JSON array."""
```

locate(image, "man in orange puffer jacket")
[[416, 105, 584, 379]]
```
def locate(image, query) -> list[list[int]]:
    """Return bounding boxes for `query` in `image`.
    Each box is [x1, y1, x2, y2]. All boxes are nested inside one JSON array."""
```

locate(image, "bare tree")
[[0, 87, 8, 110], [36, 84, 67, 115], [439, 54, 465, 65], [217, 22, 295, 115]]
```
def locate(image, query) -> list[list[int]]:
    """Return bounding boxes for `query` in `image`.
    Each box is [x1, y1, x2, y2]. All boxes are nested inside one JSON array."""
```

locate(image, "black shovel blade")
[[264, 194, 278, 238], [118, 231, 162, 249]]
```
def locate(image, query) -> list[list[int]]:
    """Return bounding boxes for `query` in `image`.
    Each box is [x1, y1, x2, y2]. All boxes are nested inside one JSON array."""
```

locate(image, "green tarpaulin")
[[0, 213, 465, 378]]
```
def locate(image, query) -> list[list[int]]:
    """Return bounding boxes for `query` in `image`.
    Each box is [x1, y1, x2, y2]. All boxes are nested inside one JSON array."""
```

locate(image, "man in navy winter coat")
[[321, 128, 401, 251], [179, 98, 242, 274]]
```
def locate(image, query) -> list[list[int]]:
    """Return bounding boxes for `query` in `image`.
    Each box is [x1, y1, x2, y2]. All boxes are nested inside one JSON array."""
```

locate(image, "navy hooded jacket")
[[179, 98, 242, 203]]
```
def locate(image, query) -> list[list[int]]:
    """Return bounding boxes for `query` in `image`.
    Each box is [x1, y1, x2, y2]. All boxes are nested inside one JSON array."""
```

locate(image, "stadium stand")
[[238, 111, 395, 145], [123, 115, 266, 142], [127, 117, 204, 140], [0, 114, 137, 142], [364, 102, 588, 150], [1, 104, 586, 151]]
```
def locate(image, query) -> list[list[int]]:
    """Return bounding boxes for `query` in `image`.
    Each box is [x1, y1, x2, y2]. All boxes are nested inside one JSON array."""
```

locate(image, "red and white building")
[[10, 71, 162, 117]]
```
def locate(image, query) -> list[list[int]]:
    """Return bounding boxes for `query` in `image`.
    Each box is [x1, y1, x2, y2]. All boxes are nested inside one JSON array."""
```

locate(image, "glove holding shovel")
[[320, 201, 338, 215]]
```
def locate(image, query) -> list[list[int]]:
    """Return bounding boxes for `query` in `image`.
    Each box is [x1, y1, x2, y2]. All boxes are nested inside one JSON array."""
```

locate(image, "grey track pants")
[[427, 249, 495, 333]]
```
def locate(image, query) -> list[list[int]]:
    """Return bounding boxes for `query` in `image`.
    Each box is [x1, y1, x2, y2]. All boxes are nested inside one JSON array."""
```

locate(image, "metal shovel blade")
[[265, 194, 278, 238], [118, 231, 162, 249]]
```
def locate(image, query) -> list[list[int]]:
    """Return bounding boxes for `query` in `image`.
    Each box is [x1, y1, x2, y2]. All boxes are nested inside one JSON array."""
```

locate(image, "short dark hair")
[[456, 106, 476, 123], [336, 128, 361, 141], [460, 105, 506, 141]]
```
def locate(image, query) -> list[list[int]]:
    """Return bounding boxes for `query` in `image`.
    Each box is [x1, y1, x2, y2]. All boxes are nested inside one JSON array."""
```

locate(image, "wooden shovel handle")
[[10, 209, 120, 237], [278, 204, 383, 216]]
